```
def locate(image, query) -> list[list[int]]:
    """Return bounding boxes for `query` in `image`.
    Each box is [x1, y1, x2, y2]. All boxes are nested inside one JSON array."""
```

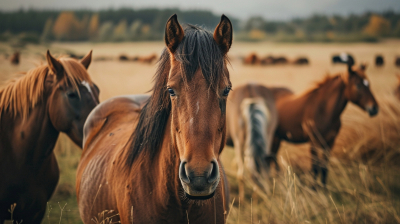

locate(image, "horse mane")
[[301, 74, 343, 97], [0, 57, 92, 120], [126, 24, 229, 166]]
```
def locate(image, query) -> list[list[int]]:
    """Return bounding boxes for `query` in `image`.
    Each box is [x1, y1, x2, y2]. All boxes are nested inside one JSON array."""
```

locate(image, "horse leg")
[[310, 145, 319, 181], [271, 136, 281, 172], [234, 139, 245, 200], [320, 150, 330, 186]]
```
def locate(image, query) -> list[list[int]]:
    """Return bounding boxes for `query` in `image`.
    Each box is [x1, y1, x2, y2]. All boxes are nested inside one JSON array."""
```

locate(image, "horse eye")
[[168, 88, 176, 96], [356, 83, 363, 89], [67, 92, 79, 99], [223, 87, 231, 96]]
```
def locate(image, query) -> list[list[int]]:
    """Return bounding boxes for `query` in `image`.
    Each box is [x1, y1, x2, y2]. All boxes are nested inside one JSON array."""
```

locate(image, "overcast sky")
[[1, 0, 399, 20]]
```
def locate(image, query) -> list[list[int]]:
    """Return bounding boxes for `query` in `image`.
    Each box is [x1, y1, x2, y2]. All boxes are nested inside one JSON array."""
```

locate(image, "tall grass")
[[40, 95, 400, 223]]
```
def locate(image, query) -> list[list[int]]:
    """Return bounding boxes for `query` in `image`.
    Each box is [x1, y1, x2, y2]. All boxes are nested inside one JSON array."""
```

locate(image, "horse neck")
[[310, 77, 348, 121], [1, 96, 59, 168], [152, 116, 182, 204]]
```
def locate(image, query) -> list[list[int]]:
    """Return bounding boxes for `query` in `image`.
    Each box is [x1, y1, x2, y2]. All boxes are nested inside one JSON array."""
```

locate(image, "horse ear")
[[80, 50, 92, 69], [165, 14, 184, 53], [46, 50, 63, 79], [213, 15, 233, 55], [360, 63, 368, 71]]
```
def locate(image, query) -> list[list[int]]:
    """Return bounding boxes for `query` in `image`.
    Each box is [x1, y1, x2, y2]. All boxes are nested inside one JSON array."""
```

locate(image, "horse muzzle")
[[179, 160, 220, 200], [366, 105, 379, 117]]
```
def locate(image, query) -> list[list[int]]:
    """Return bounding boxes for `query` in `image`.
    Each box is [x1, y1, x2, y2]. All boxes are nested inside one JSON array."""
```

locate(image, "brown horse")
[[10, 51, 20, 65], [226, 83, 278, 199], [0, 50, 99, 223], [137, 53, 158, 64], [76, 14, 233, 223], [271, 62, 378, 186], [243, 53, 260, 65]]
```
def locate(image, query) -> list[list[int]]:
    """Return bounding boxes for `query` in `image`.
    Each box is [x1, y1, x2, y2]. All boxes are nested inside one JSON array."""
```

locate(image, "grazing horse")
[[76, 14, 233, 224], [270, 62, 378, 186], [0, 50, 99, 223], [226, 83, 278, 199], [243, 53, 260, 65], [293, 57, 309, 65], [137, 54, 158, 64], [375, 55, 384, 66], [332, 53, 354, 65], [395, 56, 400, 67], [10, 51, 20, 65]]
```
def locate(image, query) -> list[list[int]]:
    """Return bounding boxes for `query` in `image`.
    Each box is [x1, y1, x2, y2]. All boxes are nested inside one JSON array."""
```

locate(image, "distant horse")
[[137, 54, 157, 64], [76, 14, 233, 223], [375, 55, 384, 66], [395, 56, 400, 67], [118, 54, 129, 61], [394, 74, 400, 101], [243, 53, 260, 65], [0, 50, 99, 223], [332, 53, 354, 65], [270, 62, 378, 186], [260, 56, 288, 65], [293, 57, 309, 65], [273, 56, 288, 64], [226, 83, 278, 199], [10, 51, 20, 65]]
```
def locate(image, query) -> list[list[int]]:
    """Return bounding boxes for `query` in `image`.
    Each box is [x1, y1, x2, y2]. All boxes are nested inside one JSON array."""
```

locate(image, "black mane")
[[126, 24, 228, 166]]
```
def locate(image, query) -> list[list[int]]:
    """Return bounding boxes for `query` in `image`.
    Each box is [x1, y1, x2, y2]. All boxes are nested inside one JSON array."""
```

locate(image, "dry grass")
[[1, 41, 400, 223]]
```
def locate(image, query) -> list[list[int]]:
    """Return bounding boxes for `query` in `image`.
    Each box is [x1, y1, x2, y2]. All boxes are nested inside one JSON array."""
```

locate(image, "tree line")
[[0, 8, 399, 43]]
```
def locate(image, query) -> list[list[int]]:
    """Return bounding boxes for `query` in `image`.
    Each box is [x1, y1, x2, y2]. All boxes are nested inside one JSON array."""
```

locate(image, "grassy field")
[[1, 40, 400, 223]]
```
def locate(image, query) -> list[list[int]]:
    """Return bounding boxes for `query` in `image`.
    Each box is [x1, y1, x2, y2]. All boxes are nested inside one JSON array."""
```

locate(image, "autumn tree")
[[363, 15, 391, 37]]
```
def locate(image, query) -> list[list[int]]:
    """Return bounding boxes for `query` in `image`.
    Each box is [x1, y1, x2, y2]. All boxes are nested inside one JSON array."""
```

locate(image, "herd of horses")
[[243, 53, 309, 65], [0, 14, 392, 223]]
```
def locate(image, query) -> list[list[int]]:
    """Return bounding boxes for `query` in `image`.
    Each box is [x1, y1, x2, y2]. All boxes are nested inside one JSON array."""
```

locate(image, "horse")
[[394, 74, 400, 101], [293, 57, 309, 65], [332, 53, 354, 65], [243, 53, 260, 65], [270, 62, 378, 186], [76, 14, 233, 224], [137, 54, 158, 64], [0, 50, 99, 223], [375, 55, 384, 66], [226, 83, 278, 199], [395, 56, 400, 67], [10, 51, 20, 65]]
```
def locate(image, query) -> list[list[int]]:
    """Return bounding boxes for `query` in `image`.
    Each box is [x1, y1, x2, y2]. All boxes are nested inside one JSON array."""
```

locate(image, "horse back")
[[226, 83, 278, 148]]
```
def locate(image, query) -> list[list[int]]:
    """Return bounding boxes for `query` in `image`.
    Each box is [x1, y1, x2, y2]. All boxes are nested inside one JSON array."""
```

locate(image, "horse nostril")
[[179, 161, 190, 184], [368, 105, 379, 116], [208, 161, 219, 184]]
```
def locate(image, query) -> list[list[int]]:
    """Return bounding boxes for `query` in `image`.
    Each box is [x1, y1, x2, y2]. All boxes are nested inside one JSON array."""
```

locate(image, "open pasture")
[[1, 40, 400, 223]]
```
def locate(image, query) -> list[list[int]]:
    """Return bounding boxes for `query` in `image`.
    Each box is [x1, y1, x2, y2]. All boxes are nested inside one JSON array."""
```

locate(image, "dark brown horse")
[[76, 14, 233, 223], [271, 62, 378, 186], [226, 83, 278, 199], [0, 50, 99, 223], [10, 51, 20, 65]]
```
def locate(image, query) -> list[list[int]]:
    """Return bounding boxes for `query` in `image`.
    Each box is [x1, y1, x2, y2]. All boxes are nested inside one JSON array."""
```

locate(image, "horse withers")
[[76, 14, 233, 223], [0, 50, 99, 223], [270, 62, 378, 186], [226, 83, 278, 199]]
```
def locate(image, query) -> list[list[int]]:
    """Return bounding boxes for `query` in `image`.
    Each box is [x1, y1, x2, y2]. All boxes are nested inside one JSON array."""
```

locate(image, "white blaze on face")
[[363, 79, 369, 87], [81, 80, 92, 93]]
